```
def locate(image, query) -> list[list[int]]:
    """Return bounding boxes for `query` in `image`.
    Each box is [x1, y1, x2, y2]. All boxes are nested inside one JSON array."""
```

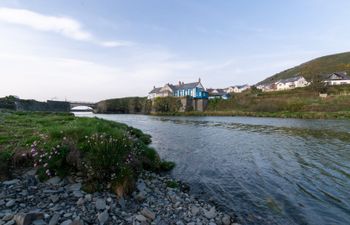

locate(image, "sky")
[[1, 0, 350, 102]]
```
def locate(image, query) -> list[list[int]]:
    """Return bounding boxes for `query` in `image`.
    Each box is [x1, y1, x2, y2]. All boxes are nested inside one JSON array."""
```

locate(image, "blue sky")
[[1, 0, 350, 101]]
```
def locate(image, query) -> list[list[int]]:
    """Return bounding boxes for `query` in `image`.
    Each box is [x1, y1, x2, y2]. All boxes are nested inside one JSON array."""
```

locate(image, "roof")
[[148, 87, 162, 94], [324, 72, 350, 80], [149, 81, 204, 94], [176, 82, 201, 91]]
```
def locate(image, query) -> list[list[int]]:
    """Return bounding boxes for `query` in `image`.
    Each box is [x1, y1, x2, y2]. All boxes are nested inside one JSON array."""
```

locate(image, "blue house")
[[148, 78, 209, 99]]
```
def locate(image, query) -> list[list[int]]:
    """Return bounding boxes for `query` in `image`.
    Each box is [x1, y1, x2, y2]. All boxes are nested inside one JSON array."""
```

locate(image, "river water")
[[76, 113, 350, 225]]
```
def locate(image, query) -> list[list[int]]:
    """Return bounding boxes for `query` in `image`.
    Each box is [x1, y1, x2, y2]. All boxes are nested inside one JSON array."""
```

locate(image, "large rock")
[[95, 199, 106, 211], [221, 214, 231, 225], [203, 207, 216, 219], [97, 210, 109, 225], [3, 179, 19, 186], [14, 213, 44, 225]]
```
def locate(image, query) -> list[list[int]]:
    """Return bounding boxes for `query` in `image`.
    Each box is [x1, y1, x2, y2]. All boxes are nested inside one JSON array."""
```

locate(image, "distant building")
[[207, 88, 230, 99], [275, 76, 309, 91], [256, 83, 276, 92], [148, 78, 208, 100], [225, 84, 250, 93], [323, 72, 350, 85]]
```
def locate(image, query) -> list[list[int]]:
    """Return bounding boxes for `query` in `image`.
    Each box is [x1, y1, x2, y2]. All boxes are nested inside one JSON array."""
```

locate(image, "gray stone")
[[63, 213, 72, 218], [141, 208, 155, 220], [32, 219, 46, 225], [2, 214, 13, 221], [76, 198, 84, 206], [0, 200, 5, 206], [118, 197, 126, 209], [221, 215, 231, 225], [48, 214, 60, 225], [204, 207, 216, 219], [136, 180, 147, 192], [97, 210, 109, 225], [72, 191, 83, 198], [190, 206, 200, 216], [176, 221, 184, 225], [95, 199, 106, 211], [5, 200, 15, 208], [46, 177, 61, 185], [67, 183, 81, 192], [84, 194, 92, 202], [3, 179, 19, 186], [135, 215, 147, 222], [14, 213, 44, 225], [60, 220, 72, 225], [49, 195, 59, 203], [24, 169, 37, 176], [135, 192, 146, 202]]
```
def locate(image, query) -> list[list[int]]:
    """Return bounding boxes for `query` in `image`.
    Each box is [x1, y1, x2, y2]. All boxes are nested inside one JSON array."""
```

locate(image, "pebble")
[[135, 214, 147, 222], [95, 198, 106, 211], [5, 200, 16, 208], [0, 171, 239, 225], [48, 214, 60, 225], [141, 207, 155, 220]]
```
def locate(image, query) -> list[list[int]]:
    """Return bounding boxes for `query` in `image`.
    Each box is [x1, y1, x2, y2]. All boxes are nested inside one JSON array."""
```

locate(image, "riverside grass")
[[0, 110, 174, 194]]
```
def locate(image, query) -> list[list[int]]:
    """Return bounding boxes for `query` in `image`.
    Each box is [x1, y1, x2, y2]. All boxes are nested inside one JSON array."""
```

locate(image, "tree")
[[310, 75, 328, 94]]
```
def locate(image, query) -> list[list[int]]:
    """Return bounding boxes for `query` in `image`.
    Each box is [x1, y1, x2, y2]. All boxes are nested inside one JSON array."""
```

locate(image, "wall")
[[15, 100, 70, 112]]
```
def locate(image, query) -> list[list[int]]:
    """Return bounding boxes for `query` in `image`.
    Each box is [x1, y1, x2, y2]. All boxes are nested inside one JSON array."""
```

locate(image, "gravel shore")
[[0, 170, 239, 225]]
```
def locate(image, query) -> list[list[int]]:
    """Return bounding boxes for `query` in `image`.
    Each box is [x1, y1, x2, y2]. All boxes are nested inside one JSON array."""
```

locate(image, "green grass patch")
[[0, 111, 175, 195]]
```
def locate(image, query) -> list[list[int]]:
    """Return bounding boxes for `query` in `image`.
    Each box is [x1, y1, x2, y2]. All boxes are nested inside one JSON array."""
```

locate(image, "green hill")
[[258, 52, 350, 85]]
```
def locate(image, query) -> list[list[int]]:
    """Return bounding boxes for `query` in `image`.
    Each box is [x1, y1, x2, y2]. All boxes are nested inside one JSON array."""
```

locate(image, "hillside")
[[258, 52, 350, 85]]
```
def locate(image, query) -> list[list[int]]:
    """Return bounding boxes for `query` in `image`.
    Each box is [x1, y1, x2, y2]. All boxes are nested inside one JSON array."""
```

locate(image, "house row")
[[148, 78, 209, 100], [206, 84, 250, 99], [257, 76, 309, 92], [257, 72, 350, 92]]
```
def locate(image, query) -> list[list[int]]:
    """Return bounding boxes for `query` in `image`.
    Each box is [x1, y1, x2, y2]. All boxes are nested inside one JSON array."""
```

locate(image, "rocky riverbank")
[[0, 169, 239, 225]]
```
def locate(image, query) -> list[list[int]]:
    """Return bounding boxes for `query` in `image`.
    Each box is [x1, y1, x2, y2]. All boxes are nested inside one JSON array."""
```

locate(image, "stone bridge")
[[69, 101, 97, 111]]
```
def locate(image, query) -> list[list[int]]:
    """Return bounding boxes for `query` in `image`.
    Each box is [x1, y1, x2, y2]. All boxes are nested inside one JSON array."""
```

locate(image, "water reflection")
[[75, 113, 350, 225]]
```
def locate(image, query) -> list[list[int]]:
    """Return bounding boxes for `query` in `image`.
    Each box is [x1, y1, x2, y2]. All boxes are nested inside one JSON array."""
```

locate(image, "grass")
[[258, 51, 350, 85], [0, 110, 174, 195]]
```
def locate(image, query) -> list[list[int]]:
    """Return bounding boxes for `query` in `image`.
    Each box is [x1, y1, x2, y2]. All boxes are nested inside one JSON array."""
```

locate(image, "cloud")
[[0, 7, 130, 47], [100, 40, 134, 48]]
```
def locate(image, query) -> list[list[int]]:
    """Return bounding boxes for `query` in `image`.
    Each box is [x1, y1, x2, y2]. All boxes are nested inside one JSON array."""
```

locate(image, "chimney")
[[179, 81, 182, 86], [153, 86, 155, 89], [182, 81, 184, 85], [198, 77, 201, 83]]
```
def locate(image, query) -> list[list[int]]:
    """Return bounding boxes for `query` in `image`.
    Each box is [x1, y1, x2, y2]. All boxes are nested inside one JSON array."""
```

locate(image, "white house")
[[275, 76, 309, 91], [256, 83, 276, 92], [148, 79, 209, 100], [323, 72, 350, 85], [225, 84, 250, 93]]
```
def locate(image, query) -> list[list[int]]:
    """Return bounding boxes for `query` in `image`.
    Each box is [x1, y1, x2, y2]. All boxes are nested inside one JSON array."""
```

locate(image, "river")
[[75, 113, 350, 225]]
